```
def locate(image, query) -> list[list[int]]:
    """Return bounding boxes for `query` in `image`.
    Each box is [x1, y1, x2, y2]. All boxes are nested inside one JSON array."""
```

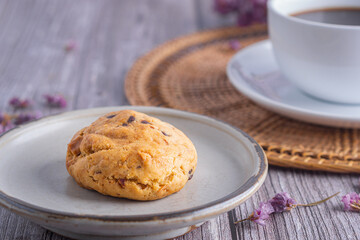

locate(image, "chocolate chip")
[[95, 170, 102, 174], [127, 116, 135, 123], [118, 179, 125, 188], [162, 131, 170, 136], [106, 114, 116, 119], [188, 169, 193, 174], [136, 166, 141, 169], [122, 123, 128, 126], [141, 120, 150, 124], [188, 174, 193, 180]]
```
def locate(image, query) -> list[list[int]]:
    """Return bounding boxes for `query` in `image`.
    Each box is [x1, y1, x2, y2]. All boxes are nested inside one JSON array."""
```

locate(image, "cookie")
[[66, 110, 197, 201]]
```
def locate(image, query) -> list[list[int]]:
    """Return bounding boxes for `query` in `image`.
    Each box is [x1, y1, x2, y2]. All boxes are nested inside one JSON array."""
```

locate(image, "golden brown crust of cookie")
[[66, 110, 197, 200]]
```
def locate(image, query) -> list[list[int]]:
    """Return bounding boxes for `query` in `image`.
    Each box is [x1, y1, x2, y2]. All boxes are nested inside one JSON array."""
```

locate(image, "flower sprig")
[[1, 94, 68, 134], [0, 112, 43, 134], [235, 192, 339, 226], [9, 97, 32, 109], [43, 94, 67, 108]]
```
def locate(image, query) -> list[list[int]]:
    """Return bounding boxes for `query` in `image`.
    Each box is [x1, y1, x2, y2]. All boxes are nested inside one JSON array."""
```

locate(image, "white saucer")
[[0, 106, 267, 240], [227, 39, 360, 128]]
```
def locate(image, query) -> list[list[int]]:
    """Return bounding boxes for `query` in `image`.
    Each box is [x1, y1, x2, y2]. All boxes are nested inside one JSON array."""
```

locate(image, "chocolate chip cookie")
[[66, 110, 197, 201]]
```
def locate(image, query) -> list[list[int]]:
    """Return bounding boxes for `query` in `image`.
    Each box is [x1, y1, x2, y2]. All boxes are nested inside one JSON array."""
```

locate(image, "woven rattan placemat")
[[125, 24, 360, 173]]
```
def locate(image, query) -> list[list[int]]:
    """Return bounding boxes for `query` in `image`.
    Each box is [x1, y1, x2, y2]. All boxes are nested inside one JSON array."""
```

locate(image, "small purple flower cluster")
[[14, 112, 43, 125], [43, 94, 67, 108], [342, 192, 360, 211], [270, 192, 297, 212], [249, 201, 274, 226], [0, 111, 42, 135], [214, 0, 267, 26], [9, 97, 31, 109], [247, 193, 297, 225], [0, 94, 67, 134]]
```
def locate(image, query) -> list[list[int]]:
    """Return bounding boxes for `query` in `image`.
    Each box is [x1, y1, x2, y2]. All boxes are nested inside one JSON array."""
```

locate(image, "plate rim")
[[227, 39, 360, 127], [0, 106, 267, 223]]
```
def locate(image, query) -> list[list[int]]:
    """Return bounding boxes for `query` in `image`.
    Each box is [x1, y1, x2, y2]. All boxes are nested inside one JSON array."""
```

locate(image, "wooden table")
[[0, 0, 359, 239]]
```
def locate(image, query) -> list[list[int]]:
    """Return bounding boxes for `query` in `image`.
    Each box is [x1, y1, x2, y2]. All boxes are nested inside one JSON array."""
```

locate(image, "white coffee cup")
[[268, 0, 360, 104]]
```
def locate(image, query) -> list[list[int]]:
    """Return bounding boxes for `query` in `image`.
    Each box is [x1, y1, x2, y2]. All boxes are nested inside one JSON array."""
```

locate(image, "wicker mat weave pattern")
[[125, 25, 360, 173]]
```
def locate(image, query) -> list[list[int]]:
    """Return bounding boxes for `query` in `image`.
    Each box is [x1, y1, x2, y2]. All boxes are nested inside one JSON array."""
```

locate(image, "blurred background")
[[0, 0, 243, 111]]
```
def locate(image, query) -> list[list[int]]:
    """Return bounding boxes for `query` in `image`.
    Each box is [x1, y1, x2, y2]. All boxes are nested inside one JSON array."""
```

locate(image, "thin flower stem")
[[297, 192, 340, 207], [234, 218, 250, 224], [350, 203, 360, 210], [234, 214, 253, 224]]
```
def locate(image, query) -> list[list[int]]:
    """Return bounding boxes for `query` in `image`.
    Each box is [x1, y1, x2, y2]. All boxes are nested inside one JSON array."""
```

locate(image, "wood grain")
[[0, 0, 359, 240]]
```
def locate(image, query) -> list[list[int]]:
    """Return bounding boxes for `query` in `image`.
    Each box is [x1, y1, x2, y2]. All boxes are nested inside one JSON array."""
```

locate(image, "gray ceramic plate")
[[0, 106, 267, 240]]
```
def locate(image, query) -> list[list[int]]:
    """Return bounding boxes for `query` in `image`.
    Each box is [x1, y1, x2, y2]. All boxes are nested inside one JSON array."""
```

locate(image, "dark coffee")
[[292, 8, 360, 26]]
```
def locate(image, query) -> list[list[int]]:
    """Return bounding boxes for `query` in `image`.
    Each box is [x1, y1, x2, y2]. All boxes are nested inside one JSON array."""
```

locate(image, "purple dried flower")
[[237, 11, 254, 26], [269, 192, 297, 212], [249, 201, 274, 226], [229, 40, 241, 50], [214, 0, 239, 14], [214, 0, 268, 26], [252, 0, 267, 23], [14, 112, 42, 125], [342, 192, 360, 211], [64, 40, 76, 52], [44, 94, 67, 108], [9, 97, 31, 108]]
